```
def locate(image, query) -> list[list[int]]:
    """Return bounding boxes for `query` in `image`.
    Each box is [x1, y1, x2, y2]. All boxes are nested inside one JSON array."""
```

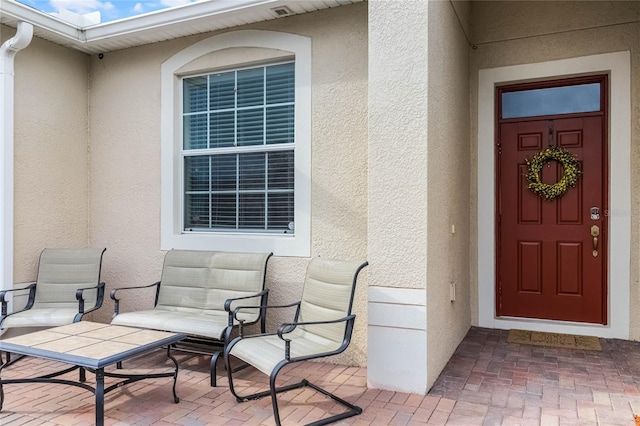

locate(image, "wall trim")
[[477, 51, 631, 338], [367, 286, 427, 393]]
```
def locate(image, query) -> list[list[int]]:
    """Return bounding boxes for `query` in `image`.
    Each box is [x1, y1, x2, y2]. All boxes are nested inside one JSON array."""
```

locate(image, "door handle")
[[591, 225, 600, 257]]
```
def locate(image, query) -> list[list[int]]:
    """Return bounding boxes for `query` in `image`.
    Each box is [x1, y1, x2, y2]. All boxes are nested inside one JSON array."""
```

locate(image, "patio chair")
[[0, 247, 107, 363], [110, 249, 272, 387], [224, 257, 368, 426]]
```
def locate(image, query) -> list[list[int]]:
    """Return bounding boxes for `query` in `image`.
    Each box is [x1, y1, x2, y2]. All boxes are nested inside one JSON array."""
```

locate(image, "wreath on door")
[[525, 146, 581, 201]]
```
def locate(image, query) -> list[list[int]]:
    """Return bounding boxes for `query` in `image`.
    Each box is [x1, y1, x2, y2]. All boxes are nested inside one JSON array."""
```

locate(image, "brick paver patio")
[[429, 328, 640, 426], [1, 327, 639, 425]]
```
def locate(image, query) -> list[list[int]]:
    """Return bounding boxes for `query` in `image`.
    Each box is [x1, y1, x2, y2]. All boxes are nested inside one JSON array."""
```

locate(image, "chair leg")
[[227, 358, 301, 403], [225, 350, 240, 399], [210, 351, 219, 387], [302, 380, 363, 426], [226, 357, 362, 426], [269, 369, 283, 426]]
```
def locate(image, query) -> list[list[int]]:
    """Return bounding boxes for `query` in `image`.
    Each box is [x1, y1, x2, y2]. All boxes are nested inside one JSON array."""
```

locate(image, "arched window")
[[161, 30, 311, 256]]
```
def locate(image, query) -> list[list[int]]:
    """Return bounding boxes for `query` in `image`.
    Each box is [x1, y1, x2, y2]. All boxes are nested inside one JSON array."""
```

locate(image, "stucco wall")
[[1, 24, 90, 283], [426, 0, 471, 388], [367, 0, 429, 393], [367, 4, 428, 294], [468, 1, 640, 336], [87, 3, 369, 366], [367, 0, 471, 393]]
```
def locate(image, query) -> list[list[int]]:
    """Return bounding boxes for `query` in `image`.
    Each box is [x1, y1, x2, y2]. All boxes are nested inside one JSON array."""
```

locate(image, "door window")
[[501, 82, 601, 119]]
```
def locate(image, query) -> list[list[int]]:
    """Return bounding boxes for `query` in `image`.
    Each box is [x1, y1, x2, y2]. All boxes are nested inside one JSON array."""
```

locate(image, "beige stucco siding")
[[469, 1, 640, 336], [367, 0, 471, 393], [88, 3, 368, 366], [426, 0, 471, 388], [470, 1, 639, 45], [367, 0, 430, 393], [2, 25, 90, 282], [368, 4, 428, 293]]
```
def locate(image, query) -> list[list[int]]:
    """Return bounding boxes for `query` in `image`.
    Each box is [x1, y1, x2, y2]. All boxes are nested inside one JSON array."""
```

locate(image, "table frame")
[[0, 323, 185, 425]]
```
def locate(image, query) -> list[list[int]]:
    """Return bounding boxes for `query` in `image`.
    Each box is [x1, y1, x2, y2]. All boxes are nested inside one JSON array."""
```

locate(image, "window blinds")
[[182, 62, 295, 233]]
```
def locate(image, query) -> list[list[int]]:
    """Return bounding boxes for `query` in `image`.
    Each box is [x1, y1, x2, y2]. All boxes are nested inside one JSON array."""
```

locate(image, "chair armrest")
[[232, 301, 300, 323], [277, 314, 356, 338], [277, 314, 357, 361], [110, 281, 161, 316], [230, 300, 300, 339], [0, 283, 36, 319], [223, 289, 269, 312], [75, 282, 106, 317], [223, 289, 270, 337]]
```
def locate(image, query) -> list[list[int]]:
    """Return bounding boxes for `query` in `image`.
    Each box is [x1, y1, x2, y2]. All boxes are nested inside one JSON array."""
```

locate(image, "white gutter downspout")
[[0, 22, 33, 299]]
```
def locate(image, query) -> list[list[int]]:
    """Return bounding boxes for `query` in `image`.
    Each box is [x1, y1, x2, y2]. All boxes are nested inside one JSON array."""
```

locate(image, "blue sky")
[[18, 0, 203, 23]]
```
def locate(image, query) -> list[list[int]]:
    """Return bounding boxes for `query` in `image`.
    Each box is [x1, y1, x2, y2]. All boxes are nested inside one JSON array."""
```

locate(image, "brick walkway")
[[1, 327, 639, 425], [429, 327, 640, 425]]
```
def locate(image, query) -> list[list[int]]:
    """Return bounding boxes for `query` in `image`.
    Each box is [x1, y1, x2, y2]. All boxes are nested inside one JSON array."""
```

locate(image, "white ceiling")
[[0, 0, 363, 54]]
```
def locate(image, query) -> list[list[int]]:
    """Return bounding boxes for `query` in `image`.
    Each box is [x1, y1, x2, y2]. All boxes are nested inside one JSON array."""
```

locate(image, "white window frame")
[[161, 30, 311, 256]]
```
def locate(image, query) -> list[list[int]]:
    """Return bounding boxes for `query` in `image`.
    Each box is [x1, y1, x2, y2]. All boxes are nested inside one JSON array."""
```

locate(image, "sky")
[[17, 0, 205, 23]]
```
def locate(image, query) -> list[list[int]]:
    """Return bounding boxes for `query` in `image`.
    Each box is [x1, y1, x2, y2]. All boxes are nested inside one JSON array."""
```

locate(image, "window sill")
[[161, 229, 310, 257]]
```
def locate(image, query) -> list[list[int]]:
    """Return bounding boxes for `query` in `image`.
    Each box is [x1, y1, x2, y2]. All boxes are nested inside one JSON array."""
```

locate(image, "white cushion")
[[111, 309, 229, 339], [229, 328, 341, 375], [1, 308, 80, 329]]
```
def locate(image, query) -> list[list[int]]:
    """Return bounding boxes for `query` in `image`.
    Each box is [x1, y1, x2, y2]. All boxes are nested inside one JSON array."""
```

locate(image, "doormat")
[[507, 329, 602, 351]]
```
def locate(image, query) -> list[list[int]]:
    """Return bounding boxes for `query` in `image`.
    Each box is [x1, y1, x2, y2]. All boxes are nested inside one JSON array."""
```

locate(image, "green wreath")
[[525, 146, 581, 201]]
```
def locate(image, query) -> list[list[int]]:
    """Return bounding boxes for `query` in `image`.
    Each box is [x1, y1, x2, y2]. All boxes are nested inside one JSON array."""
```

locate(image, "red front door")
[[496, 113, 607, 324]]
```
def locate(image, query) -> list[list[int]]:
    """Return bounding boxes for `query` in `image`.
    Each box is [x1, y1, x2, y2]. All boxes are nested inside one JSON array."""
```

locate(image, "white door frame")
[[477, 51, 631, 338]]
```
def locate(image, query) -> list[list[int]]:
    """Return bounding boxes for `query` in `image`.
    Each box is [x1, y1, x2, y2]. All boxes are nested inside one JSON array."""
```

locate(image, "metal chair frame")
[[110, 250, 272, 387], [0, 248, 107, 366], [224, 260, 368, 426]]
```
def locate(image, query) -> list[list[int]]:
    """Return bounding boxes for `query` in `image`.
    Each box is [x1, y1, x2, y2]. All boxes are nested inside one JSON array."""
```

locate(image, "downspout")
[[0, 22, 33, 299]]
